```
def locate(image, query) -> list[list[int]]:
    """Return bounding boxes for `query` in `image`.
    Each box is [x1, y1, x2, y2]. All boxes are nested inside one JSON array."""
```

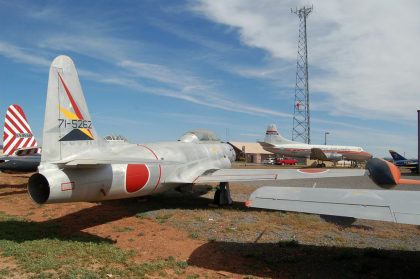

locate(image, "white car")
[[262, 158, 275, 165]]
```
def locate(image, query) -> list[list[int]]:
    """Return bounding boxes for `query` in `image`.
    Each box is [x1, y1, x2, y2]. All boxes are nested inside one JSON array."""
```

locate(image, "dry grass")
[[1, 171, 420, 278]]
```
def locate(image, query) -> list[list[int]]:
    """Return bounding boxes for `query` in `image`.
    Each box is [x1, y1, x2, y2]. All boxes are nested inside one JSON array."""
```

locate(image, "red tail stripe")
[[2, 142, 12, 154], [5, 114, 25, 134], [8, 105, 31, 132], [28, 137, 37, 147], [3, 122, 14, 140], [9, 105, 31, 130], [18, 138, 29, 150], [3, 122, 16, 149], [7, 114, 30, 135], [58, 73, 83, 120], [10, 138, 24, 155]]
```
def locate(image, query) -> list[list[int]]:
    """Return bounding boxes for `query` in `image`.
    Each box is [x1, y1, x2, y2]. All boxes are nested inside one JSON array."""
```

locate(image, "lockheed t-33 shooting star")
[[28, 55, 375, 205]]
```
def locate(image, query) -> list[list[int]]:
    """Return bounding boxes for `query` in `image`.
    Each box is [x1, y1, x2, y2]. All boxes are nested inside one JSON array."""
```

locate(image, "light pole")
[[324, 132, 330, 145], [417, 110, 420, 173]]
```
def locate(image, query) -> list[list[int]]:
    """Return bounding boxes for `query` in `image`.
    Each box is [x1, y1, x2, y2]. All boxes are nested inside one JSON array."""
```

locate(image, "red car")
[[276, 158, 298, 165]]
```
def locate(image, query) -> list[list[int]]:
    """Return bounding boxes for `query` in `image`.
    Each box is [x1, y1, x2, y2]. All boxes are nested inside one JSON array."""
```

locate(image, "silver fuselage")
[[34, 141, 236, 203]]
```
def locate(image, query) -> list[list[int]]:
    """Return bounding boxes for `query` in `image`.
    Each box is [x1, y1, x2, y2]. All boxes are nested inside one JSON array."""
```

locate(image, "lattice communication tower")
[[291, 6, 312, 143]]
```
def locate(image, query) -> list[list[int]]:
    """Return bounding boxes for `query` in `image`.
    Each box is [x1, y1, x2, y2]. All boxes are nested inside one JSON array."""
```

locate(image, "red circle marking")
[[298, 169, 328, 173], [126, 164, 149, 193]]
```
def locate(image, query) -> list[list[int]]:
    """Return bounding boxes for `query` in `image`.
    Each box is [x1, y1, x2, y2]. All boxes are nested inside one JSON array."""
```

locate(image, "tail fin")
[[389, 150, 407, 161], [264, 124, 295, 144], [3, 104, 39, 156], [42, 55, 99, 162]]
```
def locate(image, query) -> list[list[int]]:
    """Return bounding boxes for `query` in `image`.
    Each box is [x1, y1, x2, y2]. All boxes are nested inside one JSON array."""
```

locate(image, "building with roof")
[[228, 142, 273, 163]]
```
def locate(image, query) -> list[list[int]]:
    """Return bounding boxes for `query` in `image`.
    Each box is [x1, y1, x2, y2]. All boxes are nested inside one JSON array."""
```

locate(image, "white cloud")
[[100, 73, 292, 118], [0, 41, 50, 66], [75, 59, 292, 119], [149, 19, 236, 52], [193, 0, 420, 120], [119, 59, 203, 90]]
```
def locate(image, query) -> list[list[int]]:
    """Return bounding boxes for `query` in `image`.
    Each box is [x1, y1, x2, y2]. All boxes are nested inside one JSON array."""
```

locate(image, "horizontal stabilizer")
[[14, 147, 41, 156], [246, 187, 420, 225], [194, 168, 367, 183]]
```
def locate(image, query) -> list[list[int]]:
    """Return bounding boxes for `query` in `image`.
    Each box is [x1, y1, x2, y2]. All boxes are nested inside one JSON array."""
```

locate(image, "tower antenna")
[[291, 5, 312, 144]]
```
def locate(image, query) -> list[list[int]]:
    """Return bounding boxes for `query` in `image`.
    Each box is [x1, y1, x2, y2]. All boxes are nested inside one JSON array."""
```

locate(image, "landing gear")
[[213, 182, 233, 206], [316, 162, 326, 168]]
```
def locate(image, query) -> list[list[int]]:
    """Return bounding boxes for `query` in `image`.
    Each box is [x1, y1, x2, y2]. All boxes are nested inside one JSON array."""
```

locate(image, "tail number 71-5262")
[[58, 119, 92, 129]]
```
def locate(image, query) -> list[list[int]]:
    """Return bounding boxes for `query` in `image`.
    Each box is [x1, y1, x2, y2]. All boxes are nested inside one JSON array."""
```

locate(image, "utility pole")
[[324, 132, 330, 145], [291, 5, 312, 144], [418, 110, 420, 173]]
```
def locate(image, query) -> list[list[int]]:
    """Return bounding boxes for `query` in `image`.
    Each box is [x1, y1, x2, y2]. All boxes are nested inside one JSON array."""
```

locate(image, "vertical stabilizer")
[[264, 124, 295, 144], [42, 55, 99, 162], [3, 104, 39, 155], [389, 150, 407, 161]]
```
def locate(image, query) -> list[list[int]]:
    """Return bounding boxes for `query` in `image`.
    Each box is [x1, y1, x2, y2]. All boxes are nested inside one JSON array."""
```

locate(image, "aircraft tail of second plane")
[[3, 104, 40, 156], [264, 124, 296, 145], [389, 150, 408, 161]]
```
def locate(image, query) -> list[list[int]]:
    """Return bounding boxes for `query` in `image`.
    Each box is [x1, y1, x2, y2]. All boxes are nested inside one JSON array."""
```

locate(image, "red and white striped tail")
[[3, 104, 39, 156]]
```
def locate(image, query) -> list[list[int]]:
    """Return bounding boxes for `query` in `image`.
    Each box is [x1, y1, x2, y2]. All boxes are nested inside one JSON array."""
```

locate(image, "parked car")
[[262, 157, 275, 165], [276, 157, 298, 165]]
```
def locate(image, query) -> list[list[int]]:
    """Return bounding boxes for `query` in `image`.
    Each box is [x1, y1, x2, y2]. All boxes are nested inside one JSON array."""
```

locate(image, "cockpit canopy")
[[178, 129, 220, 143]]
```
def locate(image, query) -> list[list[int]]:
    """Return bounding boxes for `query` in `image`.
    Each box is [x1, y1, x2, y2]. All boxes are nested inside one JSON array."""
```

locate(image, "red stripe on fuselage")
[[298, 169, 329, 174], [283, 148, 370, 156], [284, 148, 308, 152], [138, 145, 162, 192]]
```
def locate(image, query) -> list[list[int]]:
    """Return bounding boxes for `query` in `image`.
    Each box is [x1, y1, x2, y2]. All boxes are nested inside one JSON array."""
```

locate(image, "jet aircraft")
[[389, 150, 418, 172], [28, 55, 379, 205], [0, 104, 41, 172], [260, 124, 372, 167]]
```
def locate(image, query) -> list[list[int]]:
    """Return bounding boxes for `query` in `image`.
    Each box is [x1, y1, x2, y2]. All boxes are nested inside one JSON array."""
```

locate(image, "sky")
[[0, 0, 419, 158]]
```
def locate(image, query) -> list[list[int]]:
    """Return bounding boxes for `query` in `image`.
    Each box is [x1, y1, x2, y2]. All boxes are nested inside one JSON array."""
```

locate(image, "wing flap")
[[53, 158, 178, 167], [194, 168, 367, 183], [247, 187, 420, 225]]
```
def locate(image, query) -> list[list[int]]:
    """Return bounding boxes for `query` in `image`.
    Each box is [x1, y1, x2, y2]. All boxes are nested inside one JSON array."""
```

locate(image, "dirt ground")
[[0, 171, 420, 278]]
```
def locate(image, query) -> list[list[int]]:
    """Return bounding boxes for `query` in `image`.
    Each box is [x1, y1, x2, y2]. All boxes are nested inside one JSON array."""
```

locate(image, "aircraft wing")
[[53, 158, 178, 167], [246, 186, 420, 225], [193, 168, 368, 183], [257, 141, 278, 152]]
